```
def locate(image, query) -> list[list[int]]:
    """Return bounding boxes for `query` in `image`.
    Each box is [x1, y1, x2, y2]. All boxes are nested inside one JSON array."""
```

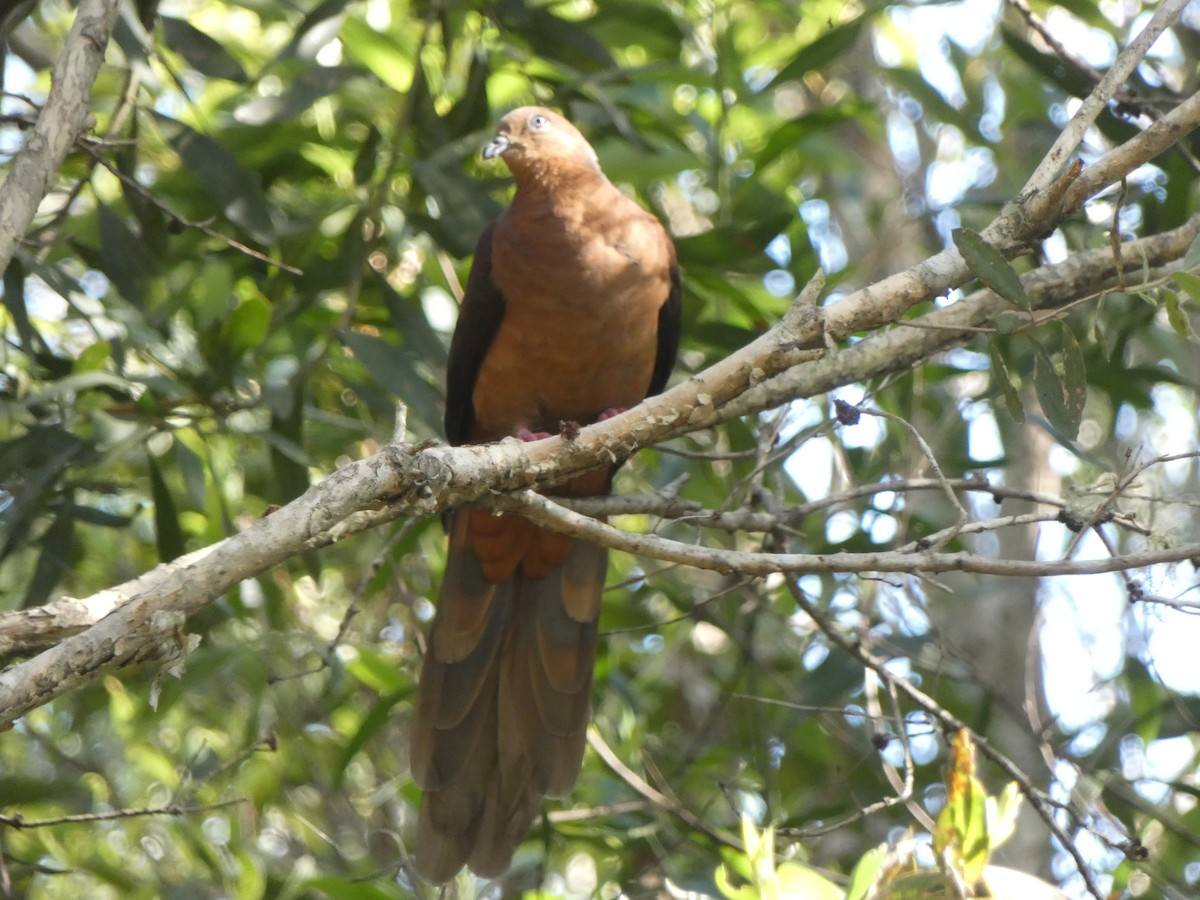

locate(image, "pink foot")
[[597, 407, 626, 422], [516, 427, 553, 442]]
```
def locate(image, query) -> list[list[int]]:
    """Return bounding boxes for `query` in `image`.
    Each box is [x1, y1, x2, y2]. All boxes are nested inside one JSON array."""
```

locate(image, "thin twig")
[[586, 727, 743, 851], [782, 579, 1107, 900], [0, 797, 249, 829]]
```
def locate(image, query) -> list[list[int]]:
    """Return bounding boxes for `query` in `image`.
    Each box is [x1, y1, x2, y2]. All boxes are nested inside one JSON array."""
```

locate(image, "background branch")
[[0, 0, 119, 270]]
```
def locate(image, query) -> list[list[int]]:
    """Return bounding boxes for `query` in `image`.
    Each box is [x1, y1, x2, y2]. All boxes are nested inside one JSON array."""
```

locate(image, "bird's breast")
[[471, 193, 671, 441]]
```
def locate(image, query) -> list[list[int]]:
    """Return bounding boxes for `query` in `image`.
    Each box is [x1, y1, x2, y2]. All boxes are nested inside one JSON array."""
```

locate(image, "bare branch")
[[0, 797, 249, 829], [500, 489, 1199, 580], [586, 728, 743, 852], [1020, 0, 1189, 196]]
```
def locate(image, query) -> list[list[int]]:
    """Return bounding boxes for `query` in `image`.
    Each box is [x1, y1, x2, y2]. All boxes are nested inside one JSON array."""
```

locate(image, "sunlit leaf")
[[845, 844, 887, 900], [986, 783, 1023, 851], [935, 731, 990, 886], [775, 863, 843, 900], [339, 16, 415, 93], [346, 646, 408, 695]]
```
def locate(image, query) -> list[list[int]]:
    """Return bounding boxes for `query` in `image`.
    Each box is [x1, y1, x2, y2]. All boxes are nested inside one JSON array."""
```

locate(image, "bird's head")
[[482, 107, 601, 183]]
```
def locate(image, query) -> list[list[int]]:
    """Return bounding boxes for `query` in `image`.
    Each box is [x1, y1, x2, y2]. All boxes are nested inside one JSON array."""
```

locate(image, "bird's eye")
[[529, 114, 548, 129]]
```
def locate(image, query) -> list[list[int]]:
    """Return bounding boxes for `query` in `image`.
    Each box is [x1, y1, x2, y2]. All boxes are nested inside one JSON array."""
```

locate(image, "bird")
[[409, 106, 682, 883]]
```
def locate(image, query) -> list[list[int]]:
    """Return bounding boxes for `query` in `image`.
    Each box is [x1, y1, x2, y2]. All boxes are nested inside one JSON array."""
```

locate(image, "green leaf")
[[99, 203, 159, 308], [74, 339, 111, 373], [193, 261, 234, 332], [21, 371, 135, 408], [339, 329, 443, 435], [25, 499, 76, 608], [1033, 348, 1078, 438], [147, 451, 187, 562], [444, 50, 491, 137], [335, 689, 406, 786], [1171, 270, 1200, 301], [277, 0, 352, 60], [1166, 292, 1195, 340], [884, 65, 982, 140], [339, 16, 415, 93], [69, 504, 134, 528], [953, 228, 1029, 310], [986, 783, 1023, 851], [376, 271, 447, 369], [768, 18, 865, 89], [160, 17, 248, 82], [715, 863, 759, 900], [1059, 324, 1088, 427], [222, 297, 272, 359], [1182, 232, 1200, 269], [233, 65, 364, 125], [3, 257, 43, 355], [345, 646, 407, 695], [174, 437, 208, 509], [269, 392, 310, 503], [494, 0, 616, 72], [845, 844, 887, 900], [993, 310, 1024, 334], [410, 158, 496, 258], [352, 124, 382, 186], [935, 732, 991, 886], [160, 115, 276, 243], [754, 106, 868, 172], [988, 341, 1025, 424], [1126, 658, 1167, 744], [775, 863, 844, 900]]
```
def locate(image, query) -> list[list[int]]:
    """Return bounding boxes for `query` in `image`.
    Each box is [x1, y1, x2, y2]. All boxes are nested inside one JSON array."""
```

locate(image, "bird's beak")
[[482, 133, 510, 160]]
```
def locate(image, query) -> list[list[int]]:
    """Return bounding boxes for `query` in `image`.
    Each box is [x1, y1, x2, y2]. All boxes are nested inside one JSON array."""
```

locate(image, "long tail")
[[410, 510, 606, 882]]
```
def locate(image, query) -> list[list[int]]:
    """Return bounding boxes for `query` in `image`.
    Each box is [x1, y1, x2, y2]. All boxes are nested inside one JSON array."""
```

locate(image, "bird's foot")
[[516, 427, 553, 442], [597, 407, 626, 421]]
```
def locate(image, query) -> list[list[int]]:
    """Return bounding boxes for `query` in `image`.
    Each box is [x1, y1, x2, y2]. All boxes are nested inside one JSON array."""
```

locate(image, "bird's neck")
[[509, 156, 608, 197]]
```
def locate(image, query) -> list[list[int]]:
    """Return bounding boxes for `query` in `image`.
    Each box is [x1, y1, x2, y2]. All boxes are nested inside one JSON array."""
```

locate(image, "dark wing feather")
[[444, 222, 505, 446], [648, 257, 682, 397]]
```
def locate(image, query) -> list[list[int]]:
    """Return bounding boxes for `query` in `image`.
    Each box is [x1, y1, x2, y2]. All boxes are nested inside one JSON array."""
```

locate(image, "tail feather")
[[411, 511, 606, 882]]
